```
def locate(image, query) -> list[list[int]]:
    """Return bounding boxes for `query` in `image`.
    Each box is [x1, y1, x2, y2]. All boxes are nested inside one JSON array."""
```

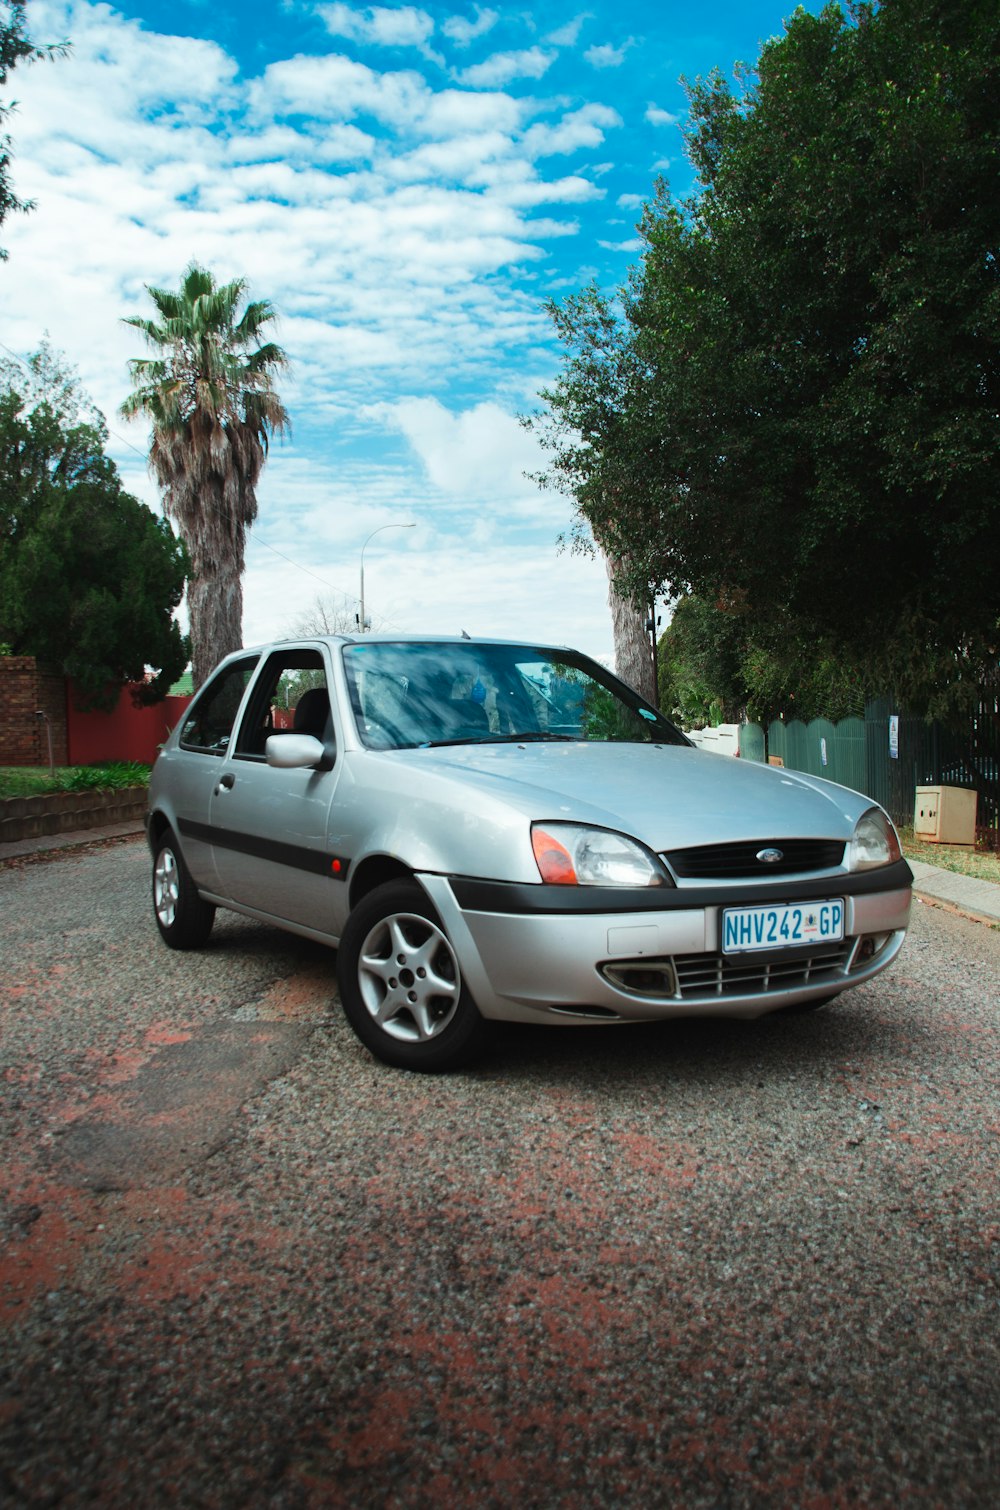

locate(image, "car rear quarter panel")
[[148, 747, 222, 893]]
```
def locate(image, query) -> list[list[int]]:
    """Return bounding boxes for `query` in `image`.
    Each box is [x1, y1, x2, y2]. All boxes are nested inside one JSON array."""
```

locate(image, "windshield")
[[342, 641, 689, 751]]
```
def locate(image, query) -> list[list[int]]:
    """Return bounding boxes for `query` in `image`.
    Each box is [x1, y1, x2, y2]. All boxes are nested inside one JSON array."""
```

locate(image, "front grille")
[[672, 943, 852, 999], [665, 838, 845, 879]]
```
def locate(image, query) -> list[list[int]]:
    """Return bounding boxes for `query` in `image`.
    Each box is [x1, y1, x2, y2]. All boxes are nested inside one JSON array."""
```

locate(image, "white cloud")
[[373, 397, 544, 498], [55, 3, 239, 113], [585, 41, 632, 68], [455, 48, 556, 89], [545, 17, 588, 47], [3, 1, 625, 660], [645, 104, 679, 127], [379, 128, 513, 185], [361, 541, 612, 653], [238, 439, 613, 659], [381, 130, 602, 211], [244, 530, 612, 658], [421, 87, 523, 139], [249, 54, 428, 127], [616, 192, 644, 209], [522, 104, 621, 158], [318, 4, 436, 51], [225, 122, 375, 166], [442, 8, 499, 47]]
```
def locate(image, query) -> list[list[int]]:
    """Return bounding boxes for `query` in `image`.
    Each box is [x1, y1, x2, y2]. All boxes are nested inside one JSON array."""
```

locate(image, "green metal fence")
[[741, 684, 999, 836]]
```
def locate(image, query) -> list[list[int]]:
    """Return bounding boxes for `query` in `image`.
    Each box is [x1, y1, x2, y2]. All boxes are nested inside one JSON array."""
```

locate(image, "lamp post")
[[359, 522, 415, 633]]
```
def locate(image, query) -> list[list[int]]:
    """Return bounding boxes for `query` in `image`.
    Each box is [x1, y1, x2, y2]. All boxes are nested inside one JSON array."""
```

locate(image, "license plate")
[[721, 899, 845, 954]]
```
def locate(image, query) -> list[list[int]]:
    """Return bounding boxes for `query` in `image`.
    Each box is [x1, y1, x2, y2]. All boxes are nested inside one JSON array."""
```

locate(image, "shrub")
[[0, 763, 151, 798]]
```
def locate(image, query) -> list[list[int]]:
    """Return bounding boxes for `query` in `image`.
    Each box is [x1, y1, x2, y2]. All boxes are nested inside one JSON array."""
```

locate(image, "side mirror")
[[265, 733, 327, 770]]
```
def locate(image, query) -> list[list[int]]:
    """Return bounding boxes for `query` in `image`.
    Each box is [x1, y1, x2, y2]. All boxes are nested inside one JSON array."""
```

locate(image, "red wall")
[[67, 686, 192, 767]]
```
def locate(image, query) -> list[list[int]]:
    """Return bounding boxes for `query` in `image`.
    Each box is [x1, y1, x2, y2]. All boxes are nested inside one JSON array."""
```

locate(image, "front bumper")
[[419, 862, 913, 1025]]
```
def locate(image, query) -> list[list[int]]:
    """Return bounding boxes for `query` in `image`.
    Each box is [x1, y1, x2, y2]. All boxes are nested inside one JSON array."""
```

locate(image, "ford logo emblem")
[[756, 847, 784, 865]]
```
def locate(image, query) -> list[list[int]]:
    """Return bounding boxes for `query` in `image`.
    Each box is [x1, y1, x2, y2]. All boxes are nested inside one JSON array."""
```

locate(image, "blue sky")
[[3, 0, 818, 662]]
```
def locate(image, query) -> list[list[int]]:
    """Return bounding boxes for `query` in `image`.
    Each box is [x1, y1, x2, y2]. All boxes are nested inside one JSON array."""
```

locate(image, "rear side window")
[[179, 658, 258, 755]]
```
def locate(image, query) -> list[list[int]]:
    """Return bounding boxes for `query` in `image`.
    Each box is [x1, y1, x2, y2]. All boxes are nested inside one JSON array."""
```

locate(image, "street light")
[[359, 522, 415, 633]]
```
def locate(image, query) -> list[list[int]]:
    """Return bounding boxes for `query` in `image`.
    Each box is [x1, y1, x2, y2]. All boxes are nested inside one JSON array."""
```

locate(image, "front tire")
[[152, 831, 215, 950], [337, 880, 488, 1071]]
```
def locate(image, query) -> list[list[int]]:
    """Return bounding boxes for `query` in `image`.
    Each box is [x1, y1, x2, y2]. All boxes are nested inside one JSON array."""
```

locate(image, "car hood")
[[402, 741, 872, 850]]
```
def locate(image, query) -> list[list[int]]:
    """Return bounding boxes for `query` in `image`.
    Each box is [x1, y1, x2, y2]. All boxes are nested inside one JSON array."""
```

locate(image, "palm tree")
[[121, 264, 289, 687]]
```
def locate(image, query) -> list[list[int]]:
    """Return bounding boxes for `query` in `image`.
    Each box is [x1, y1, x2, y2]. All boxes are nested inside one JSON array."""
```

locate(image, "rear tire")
[[337, 880, 488, 1071], [152, 830, 215, 950]]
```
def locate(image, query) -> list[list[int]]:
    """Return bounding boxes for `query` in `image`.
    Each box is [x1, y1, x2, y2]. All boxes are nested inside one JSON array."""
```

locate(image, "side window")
[[179, 658, 259, 755], [234, 649, 333, 760]]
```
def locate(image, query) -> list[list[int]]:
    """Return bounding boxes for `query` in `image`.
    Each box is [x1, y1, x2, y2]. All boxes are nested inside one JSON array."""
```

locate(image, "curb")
[[906, 858, 1000, 928], [0, 820, 146, 863]]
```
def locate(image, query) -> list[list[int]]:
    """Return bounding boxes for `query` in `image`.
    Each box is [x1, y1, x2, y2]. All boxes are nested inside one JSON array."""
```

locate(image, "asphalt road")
[[1, 836, 998, 1508]]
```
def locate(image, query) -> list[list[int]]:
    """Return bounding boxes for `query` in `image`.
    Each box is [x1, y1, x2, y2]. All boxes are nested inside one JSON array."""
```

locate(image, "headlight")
[[848, 808, 902, 871], [531, 822, 671, 887]]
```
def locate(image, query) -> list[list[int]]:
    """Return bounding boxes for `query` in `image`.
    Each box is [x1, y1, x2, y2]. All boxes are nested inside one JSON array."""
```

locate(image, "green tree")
[[0, 345, 189, 707], [1, 2, 69, 257], [536, 0, 1000, 720], [656, 595, 748, 728], [121, 263, 289, 688], [657, 593, 870, 727], [532, 284, 660, 702]]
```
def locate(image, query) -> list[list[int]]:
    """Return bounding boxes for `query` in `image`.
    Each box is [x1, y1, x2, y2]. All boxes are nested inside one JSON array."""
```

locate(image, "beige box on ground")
[[914, 784, 978, 846]]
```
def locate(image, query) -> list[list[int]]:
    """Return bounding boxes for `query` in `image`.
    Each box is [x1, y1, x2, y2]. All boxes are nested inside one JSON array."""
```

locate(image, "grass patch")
[[0, 763, 151, 799], [898, 824, 1000, 886]]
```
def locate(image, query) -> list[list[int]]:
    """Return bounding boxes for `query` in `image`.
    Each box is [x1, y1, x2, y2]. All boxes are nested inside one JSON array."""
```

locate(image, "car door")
[[206, 646, 350, 938], [168, 653, 262, 892]]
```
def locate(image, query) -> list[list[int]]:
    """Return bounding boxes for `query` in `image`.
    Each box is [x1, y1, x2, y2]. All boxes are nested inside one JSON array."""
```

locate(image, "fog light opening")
[[855, 932, 890, 968], [601, 959, 678, 999]]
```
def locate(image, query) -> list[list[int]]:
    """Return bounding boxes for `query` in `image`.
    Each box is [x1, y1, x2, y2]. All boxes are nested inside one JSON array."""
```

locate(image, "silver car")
[[147, 635, 912, 1071]]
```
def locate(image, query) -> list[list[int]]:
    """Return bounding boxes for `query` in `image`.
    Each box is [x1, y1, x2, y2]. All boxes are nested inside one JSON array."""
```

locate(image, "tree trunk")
[[186, 549, 245, 690], [604, 553, 655, 704]]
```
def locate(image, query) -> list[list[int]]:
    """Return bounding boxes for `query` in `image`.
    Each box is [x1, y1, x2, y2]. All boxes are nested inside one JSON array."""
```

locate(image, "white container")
[[914, 785, 977, 846]]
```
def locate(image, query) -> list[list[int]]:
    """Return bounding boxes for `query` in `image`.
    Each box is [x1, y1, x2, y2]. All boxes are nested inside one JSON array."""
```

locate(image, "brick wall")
[[1, 657, 192, 768], [0, 658, 69, 767]]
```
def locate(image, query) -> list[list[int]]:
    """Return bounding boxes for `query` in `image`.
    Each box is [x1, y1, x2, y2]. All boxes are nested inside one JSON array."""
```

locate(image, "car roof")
[[245, 634, 577, 652]]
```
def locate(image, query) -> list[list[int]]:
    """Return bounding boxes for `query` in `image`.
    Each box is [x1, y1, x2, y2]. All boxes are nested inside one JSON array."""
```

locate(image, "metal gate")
[[741, 682, 999, 837]]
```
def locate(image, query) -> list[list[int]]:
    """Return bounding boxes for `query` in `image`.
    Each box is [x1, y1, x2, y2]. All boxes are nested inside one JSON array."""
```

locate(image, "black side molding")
[[178, 818, 350, 881]]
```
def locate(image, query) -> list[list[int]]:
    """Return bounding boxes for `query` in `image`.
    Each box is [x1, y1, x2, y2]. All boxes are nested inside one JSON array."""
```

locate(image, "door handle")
[[215, 773, 235, 793]]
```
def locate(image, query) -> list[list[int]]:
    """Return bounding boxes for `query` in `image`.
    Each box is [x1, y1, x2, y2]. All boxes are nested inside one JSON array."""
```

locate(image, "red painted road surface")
[[1, 837, 998, 1506]]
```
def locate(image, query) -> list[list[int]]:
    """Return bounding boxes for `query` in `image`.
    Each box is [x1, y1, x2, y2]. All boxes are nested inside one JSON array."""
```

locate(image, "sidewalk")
[[1, 821, 997, 927]]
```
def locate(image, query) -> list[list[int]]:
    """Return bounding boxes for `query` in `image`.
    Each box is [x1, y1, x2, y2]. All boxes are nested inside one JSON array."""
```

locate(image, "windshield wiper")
[[420, 736, 488, 748], [421, 731, 576, 748], [480, 732, 576, 743]]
